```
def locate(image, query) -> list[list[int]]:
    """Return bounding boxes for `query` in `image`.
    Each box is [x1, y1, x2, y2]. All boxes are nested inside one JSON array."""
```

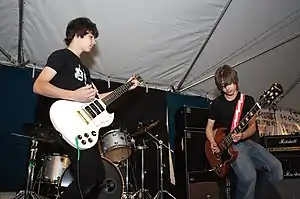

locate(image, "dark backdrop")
[[0, 65, 37, 191]]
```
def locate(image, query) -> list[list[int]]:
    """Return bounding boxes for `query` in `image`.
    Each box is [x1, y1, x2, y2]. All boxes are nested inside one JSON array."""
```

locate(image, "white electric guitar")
[[49, 75, 143, 150]]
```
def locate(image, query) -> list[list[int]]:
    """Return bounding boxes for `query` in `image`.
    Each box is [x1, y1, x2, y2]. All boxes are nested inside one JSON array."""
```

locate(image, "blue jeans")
[[230, 139, 283, 199]]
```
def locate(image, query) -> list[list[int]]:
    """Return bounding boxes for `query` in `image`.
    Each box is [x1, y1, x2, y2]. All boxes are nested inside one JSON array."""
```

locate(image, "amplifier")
[[188, 171, 227, 199], [261, 135, 300, 152], [279, 155, 300, 178], [175, 106, 209, 131], [261, 135, 300, 179]]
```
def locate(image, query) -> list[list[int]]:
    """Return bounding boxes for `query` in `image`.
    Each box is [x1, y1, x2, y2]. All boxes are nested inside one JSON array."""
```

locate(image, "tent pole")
[[0, 46, 18, 66], [280, 74, 300, 102], [179, 31, 300, 93], [175, 0, 233, 91], [18, 0, 25, 64]]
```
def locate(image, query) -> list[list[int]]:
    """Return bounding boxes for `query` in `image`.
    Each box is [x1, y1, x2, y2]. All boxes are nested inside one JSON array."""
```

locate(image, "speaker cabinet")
[[188, 171, 226, 199], [175, 106, 209, 131], [174, 106, 219, 199], [184, 130, 210, 172], [174, 130, 226, 199], [189, 181, 220, 199]]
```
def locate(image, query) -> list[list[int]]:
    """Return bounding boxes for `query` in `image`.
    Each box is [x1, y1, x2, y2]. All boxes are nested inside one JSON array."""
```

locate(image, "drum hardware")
[[22, 123, 57, 144], [130, 142, 154, 199], [143, 130, 176, 199], [121, 156, 137, 199], [132, 120, 160, 137], [10, 133, 42, 199]]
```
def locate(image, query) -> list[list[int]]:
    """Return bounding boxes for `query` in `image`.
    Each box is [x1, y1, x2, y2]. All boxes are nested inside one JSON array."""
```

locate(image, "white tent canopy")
[[1, 0, 300, 111]]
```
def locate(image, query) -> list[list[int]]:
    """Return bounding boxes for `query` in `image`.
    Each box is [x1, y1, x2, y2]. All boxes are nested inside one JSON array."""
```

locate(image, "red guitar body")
[[205, 128, 238, 177]]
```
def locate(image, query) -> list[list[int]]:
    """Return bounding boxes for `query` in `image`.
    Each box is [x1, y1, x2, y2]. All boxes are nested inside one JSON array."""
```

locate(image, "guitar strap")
[[230, 93, 245, 131]]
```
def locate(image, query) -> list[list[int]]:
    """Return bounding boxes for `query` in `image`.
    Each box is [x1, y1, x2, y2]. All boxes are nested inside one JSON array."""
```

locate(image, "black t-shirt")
[[208, 92, 259, 142], [34, 49, 92, 126]]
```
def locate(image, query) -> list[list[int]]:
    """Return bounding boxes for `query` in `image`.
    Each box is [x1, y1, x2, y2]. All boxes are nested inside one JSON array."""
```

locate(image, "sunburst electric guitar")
[[205, 83, 283, 177], [49, 75, 143, 150]]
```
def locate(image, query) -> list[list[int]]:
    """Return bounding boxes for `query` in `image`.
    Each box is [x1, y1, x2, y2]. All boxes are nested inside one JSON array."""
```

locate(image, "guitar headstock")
[[134, 74, 144, 84], [127, 74, 144, 90], [258, 83, 283, 108]]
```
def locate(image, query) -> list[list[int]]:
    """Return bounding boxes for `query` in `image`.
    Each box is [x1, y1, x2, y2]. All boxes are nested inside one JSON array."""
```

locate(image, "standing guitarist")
[[205, 65, 283, 199], [33, 17, 138, 199]]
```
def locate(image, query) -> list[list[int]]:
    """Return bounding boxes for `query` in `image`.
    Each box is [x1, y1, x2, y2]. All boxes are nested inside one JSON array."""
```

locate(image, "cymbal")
[[22, 123, 43, 136], [11, 133, 54, 143], [132, 120, 159, 137], [22, 123, 56, 143]]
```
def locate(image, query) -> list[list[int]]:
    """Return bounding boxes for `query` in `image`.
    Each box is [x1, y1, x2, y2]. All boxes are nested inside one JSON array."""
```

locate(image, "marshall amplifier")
[[261, 135, 300, 153], [261, 135, 300, 178]]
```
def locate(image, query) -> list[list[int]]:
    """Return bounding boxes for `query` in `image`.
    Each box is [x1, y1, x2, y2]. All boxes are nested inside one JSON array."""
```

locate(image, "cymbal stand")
[[144, 131, 176, 199], [123, 157, 136, 199], [11, 134, 41, 199], [130, 141, 153, 199]]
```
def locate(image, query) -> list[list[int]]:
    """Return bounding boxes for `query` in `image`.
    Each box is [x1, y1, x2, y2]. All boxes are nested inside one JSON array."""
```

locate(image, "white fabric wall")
[[0, 0, 299, 111]]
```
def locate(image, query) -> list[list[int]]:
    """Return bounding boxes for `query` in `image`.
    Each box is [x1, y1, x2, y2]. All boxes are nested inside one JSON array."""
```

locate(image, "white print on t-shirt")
[[74, 64, 87, 84]]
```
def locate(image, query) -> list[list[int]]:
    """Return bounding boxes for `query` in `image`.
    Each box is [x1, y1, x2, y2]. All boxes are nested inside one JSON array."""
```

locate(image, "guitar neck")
[[102, 81, 133, 106], [223, 103, 261, 147]]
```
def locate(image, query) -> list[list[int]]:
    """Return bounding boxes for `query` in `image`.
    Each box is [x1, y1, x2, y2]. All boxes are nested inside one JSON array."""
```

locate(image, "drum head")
[[59, 157, 124, 199], [98, 158, 124, 199]]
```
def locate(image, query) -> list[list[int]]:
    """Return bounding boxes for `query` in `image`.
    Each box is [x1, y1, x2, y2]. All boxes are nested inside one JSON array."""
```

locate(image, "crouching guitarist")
[[205, 65, 283, 199]]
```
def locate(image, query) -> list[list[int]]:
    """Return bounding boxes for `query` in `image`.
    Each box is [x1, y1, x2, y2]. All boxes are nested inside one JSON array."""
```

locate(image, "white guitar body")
[[49, 99, 114, 150]]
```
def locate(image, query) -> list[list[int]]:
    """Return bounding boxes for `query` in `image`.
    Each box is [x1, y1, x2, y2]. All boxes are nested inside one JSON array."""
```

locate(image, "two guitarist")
[[205, 65, 283, 199], [33, 17, 139, 199]]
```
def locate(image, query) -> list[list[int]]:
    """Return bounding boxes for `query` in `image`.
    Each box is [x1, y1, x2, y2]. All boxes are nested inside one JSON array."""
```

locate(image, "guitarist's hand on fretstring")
[[72, 85, 97, 102], [127, 75, 140, 90], [210, 140, 220, 154], [231, 132, 243, 142]]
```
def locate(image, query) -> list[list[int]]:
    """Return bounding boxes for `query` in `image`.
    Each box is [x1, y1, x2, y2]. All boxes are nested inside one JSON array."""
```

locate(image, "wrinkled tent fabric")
[[0, 0, 300, 111]]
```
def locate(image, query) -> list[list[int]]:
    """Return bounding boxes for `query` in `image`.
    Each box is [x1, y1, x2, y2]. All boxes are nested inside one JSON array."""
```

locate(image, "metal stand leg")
[[123, 158, 136, 199], [131, 145, 153, 199], [153, 141, 176, 199], [11, 139, 41, 199]]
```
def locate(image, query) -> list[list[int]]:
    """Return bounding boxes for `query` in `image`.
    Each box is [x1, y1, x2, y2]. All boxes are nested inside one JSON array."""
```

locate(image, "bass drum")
[[59, 157, 124, 199]]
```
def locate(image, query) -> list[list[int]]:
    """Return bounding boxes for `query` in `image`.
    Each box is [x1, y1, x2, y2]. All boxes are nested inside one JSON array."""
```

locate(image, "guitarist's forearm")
[[206, 128, 216, 143], [33, 81, 74, 100], [242, 123, 256, 139]]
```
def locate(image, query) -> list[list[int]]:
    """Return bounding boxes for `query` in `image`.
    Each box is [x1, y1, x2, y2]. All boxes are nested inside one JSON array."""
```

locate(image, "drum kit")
[[11, 120, 176, 199]]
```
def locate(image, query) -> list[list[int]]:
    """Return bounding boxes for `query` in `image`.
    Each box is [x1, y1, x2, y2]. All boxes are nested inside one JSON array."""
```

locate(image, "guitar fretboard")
[[102, 81, 133, 106], [221, 103, 261, 149]]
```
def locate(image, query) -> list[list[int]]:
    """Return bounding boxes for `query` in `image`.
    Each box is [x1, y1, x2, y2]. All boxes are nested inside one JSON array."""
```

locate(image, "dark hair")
[[64, 17, 99, 46], [214, 65, 239, 92]]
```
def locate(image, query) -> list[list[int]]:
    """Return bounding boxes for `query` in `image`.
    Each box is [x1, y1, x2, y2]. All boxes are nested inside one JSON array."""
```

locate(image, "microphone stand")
[[144, 130, 176, 199]]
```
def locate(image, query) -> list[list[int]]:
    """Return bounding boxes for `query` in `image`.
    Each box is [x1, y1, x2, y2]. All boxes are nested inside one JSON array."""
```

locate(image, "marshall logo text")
[[279, 139, 298, 144]]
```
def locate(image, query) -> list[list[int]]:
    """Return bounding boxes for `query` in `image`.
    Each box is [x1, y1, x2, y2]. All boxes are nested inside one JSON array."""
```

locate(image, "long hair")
[[214, 65, 239, 92], [64, 17, 99, 46]]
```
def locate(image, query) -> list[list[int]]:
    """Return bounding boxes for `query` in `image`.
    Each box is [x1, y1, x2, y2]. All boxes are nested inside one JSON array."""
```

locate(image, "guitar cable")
[[75, 138, 84, 199]]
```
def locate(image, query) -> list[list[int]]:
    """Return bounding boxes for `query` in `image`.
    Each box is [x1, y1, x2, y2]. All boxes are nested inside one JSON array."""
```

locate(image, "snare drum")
[[42, 154, 71, 184], [98, 128, 132, 163]]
